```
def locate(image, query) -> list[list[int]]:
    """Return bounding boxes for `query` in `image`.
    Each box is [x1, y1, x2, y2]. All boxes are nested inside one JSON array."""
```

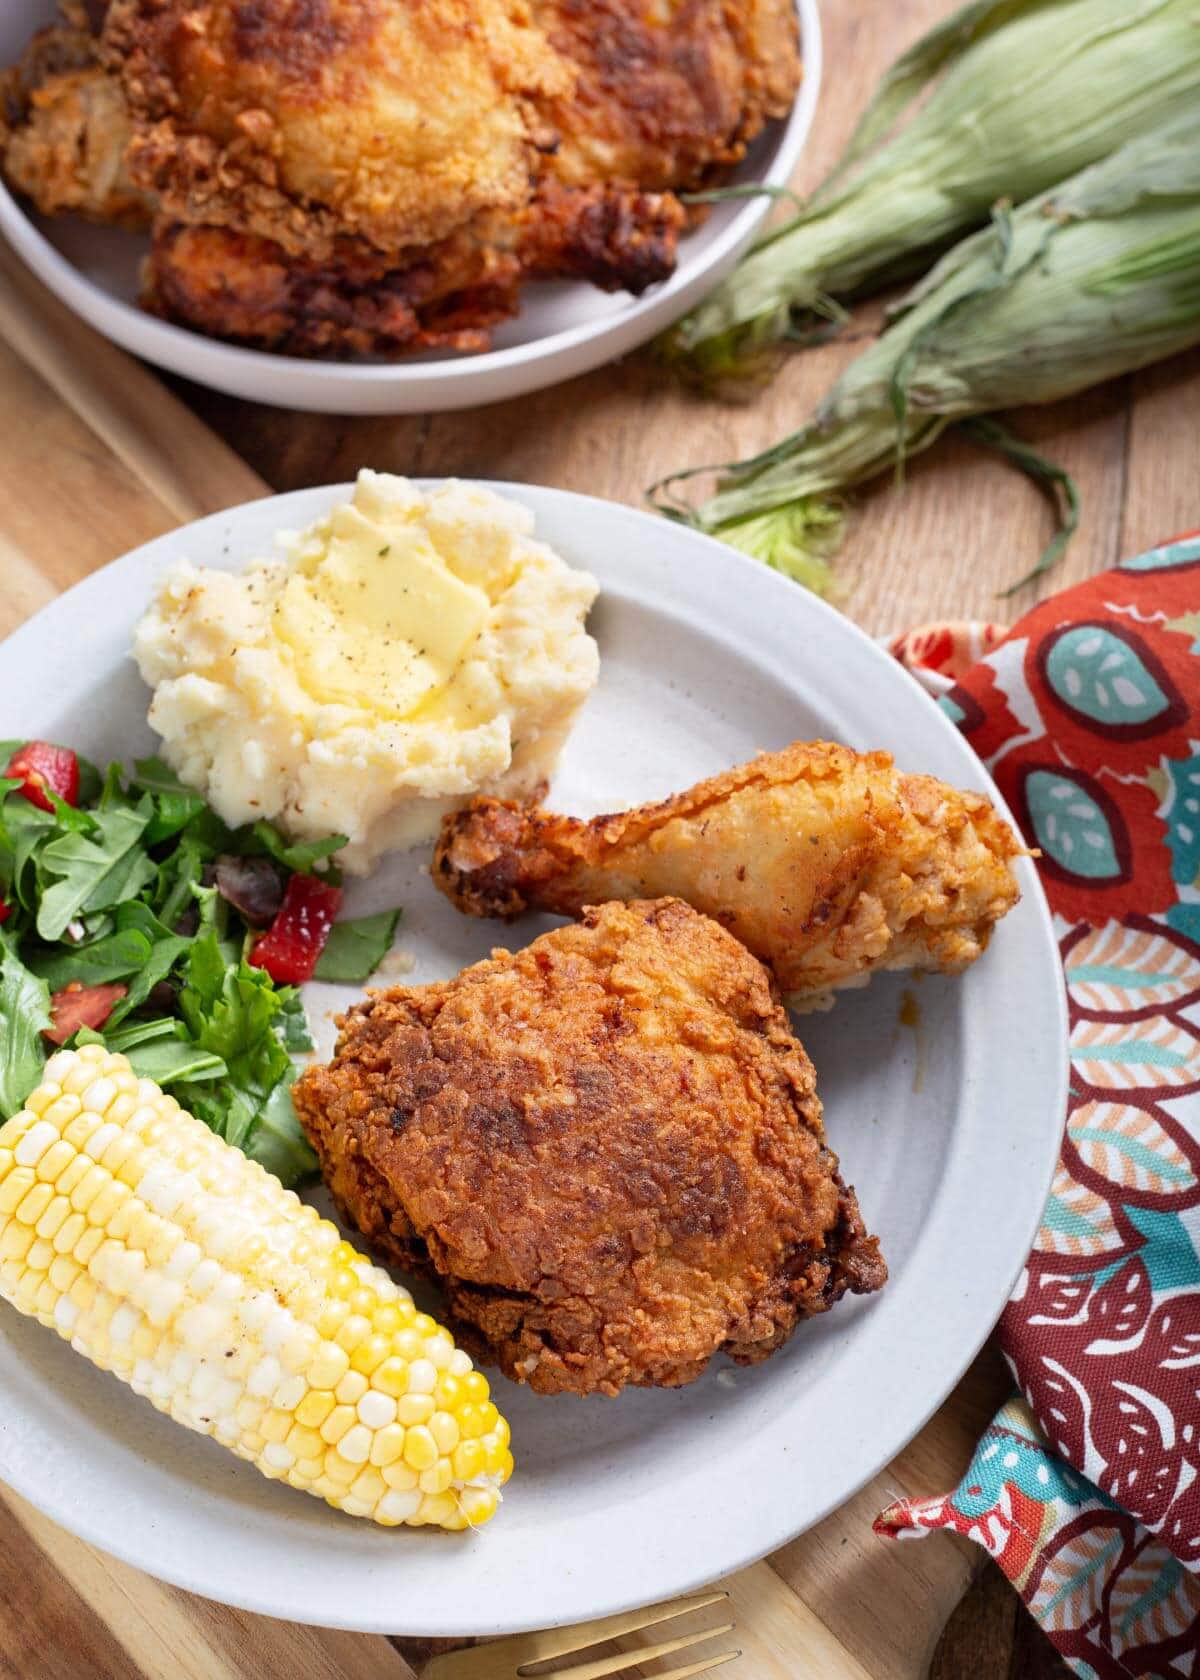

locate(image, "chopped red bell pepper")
[[248, 873, 343, 985], [6, 741, 80, 812], [44, 981, 128, 1046]]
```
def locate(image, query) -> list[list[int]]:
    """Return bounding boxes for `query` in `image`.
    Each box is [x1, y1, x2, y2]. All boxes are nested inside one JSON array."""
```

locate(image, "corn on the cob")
[[660, 0, 1200, 387], [655, 106, 1200, 593], [0, 1045, 513, 1531]]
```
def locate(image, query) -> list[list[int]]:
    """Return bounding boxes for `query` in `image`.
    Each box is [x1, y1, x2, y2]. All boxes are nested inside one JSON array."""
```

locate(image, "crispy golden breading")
[[294, 899, 884, 1398], [533, 0, 801, 190], [143, 183, 685, 356], [0, 19, 147, 225], [0, 0, 798, 356], [143, 222, 526, 356], [103, 0, 571, 259], [435, 742, 1023, 1006]]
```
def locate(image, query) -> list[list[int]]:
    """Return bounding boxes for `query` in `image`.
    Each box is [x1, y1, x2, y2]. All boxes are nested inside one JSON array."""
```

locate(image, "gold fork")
[[424, 1589, 738, 1680]]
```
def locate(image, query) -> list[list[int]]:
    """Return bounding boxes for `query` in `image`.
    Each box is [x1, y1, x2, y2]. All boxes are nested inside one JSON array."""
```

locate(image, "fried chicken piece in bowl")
[[293, 898, 885, 1399]]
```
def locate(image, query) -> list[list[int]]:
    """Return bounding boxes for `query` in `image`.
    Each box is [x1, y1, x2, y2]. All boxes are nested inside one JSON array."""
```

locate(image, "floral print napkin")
[[878, 532, 1200, 1677]]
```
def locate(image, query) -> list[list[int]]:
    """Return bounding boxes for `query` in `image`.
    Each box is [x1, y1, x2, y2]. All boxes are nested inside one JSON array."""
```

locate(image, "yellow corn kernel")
[[285, 1423, 324, 1461], [458, 1403, 488, 1440], [295, 1389, 335, 1430], [15, 1181, 54, 1227], [429, 1411, 460, 1455], [322, 1452, 358, 1487], [334, 1370, 368, 1407], [419, 1460, 453, 1496], [35, 1139, 75, 1184], [260, 1409, 294, 1444], [35, 1195, 71, 1242], [369, 1423, 408, 1468], [373, 1356, 409, 1397], [461, 1370, 490, 1404], [417, 1491, 458, 1528], [452, 1439, 484, 1482], [396, 1392, 435, 1427], [350, 1467, 386, 1504], [381, 1460, 420, 1492], [0, 1168, 36, 1216], [349, 1333, 390, 1376], [307, 1343, 350, 1390], [1, 1220, 35, 1261], [403, 1425, 438, 1472], [319, 1404, 357, 1447]]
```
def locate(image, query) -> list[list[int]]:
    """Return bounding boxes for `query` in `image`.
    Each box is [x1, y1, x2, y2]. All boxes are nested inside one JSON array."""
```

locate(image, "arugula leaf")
[[180, 938, 291, 1096], [103, 903, 190, 1026], [243, 1071, 318, 1184], [313, 908, 402, 982], [2, 801, 56, 912], [98, 761, 133, 809], [46, 792, 99, 835], [36, 806, 151, 940], [276, 986, 314, 1052], [120, 1037, 228, 1086], [0, 935, 50, 1118], [100, 1017, 180, 1051], [155, 840, 207, 931], [26, 928, 152, 989], [130, 757, 197, 800], [250, 820, 347, 876], [131, 757, 207, 846]]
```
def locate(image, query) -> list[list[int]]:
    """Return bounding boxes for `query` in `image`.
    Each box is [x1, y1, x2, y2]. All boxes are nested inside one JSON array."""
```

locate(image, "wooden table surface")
[[1, 0, 1198, 1674]]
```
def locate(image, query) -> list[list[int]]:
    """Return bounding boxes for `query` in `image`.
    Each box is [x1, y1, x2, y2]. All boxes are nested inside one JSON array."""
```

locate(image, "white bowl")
[[0, 482, 1067, 1634], [0, 0, 821, 414]]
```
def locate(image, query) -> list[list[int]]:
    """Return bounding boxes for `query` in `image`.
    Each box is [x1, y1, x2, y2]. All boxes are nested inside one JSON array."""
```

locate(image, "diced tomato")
[[0, 898, 10, 925], [6, 741, 80, 812], [44, 982, 127, 1046], [248, 873, 343, 985]]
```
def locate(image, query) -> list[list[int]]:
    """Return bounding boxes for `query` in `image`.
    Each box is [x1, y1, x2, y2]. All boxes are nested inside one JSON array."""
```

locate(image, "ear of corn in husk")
[[653, 107, 1200, 593], [659, 0, 1200, 388], [0, 1045, 513, 1530]]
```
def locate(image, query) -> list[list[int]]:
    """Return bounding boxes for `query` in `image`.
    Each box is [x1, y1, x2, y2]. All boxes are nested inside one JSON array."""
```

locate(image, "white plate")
[[0, 2, 821, 414], [0, 483, 1067, 1635]]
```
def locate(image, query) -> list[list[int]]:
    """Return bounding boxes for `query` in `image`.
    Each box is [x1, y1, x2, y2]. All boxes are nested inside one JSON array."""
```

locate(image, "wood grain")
[[0, 0, 1192, 1672]]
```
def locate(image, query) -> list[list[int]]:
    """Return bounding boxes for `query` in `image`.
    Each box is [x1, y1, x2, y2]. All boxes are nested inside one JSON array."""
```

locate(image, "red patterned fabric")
[[880, 533, 1200, 1675]]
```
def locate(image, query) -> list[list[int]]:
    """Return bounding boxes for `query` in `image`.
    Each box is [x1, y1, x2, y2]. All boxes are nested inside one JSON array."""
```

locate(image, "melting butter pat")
[[275, 509, 492, 718], [133, 472, 599, 873]]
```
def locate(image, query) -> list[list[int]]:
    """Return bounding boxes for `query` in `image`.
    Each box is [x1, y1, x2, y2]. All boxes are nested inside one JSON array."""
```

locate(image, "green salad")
[[0, 739, 400, 1187]]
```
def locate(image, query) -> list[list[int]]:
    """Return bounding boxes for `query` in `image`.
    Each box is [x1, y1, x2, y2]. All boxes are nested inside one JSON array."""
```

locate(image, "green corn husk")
[[659, 0, 1200, 388], [653, 108, 1200, 594]]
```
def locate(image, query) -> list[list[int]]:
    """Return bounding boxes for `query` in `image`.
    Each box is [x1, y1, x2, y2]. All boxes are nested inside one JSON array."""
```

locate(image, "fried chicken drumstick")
[[1, 0, 800, 356], [435, 742, 1023, 1006], [294, 899, 885, 1398]]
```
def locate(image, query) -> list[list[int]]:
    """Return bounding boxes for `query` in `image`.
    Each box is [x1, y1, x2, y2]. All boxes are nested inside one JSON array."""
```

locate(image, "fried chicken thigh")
[[435, 742, 1023, 1007], [1, 0, 799, 355], [294, 899, 884, 1398]]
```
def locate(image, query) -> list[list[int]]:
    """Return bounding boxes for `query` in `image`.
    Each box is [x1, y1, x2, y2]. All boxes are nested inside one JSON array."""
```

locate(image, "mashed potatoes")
[[134, 472, 599, 873]]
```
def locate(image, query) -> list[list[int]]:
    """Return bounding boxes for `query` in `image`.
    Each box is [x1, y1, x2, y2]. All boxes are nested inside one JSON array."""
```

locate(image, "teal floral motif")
[[1159, 747, 1200, 886], [1025, 770, 1122, 880], [1044, 627, 1173, 728], [954, 1417, 1093, 1518], [1121, 537, 1200, 571]]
